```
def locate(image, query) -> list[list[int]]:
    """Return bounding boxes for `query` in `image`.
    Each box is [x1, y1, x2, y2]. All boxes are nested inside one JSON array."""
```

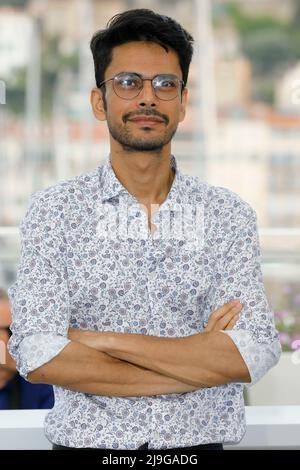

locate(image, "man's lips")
[[128, 116, 165, 125]]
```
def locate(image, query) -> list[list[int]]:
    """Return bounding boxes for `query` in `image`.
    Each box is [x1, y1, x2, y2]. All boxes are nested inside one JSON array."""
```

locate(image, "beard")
[[107, 118, 179, 152]]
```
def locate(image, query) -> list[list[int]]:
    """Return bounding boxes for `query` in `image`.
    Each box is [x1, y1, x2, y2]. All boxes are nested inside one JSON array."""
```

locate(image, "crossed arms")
[[27, 301, 251, 396]]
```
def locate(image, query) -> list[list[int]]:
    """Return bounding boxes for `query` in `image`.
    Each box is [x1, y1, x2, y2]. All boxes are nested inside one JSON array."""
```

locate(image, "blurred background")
[[0, 0, 300, 406]]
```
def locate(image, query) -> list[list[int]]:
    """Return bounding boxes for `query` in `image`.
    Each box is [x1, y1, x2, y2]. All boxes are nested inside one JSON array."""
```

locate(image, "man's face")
[[91, 41, 188, 152]]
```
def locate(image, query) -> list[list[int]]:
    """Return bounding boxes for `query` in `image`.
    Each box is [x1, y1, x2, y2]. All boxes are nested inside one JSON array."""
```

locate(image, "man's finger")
[[225, 314, 240, 330], [210, 300, 241, 322], [216, 305, 243, 329], [210, 300, 241, 321], [204, 303, 243, 332]]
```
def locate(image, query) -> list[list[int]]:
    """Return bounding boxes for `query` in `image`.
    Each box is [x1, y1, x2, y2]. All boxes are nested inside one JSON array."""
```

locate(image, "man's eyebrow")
[[115, 71, 181, 78]]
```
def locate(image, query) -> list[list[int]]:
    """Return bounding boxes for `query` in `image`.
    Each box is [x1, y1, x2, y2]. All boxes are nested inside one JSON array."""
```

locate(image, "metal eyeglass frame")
[[98, 72, 185, 101]]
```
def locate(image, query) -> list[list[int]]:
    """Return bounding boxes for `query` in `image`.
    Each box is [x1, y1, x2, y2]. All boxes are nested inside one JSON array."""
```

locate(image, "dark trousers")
[[52, 442, 223, 451]]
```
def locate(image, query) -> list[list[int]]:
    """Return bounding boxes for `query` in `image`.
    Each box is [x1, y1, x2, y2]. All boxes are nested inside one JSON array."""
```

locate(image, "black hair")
[[90, 8, 194, 102]]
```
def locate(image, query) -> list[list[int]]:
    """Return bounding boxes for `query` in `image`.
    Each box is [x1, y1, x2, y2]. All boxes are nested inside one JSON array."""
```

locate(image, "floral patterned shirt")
[[7, 154, 281, 449]]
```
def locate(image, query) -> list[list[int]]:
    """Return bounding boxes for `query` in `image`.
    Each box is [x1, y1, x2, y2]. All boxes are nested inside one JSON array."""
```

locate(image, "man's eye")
[[165, 81, 175, 87], [120, 78, 139, 88], [158, 80, 176, 88]]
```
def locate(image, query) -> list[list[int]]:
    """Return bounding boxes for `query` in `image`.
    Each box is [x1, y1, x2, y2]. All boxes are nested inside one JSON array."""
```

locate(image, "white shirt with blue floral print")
[[8, 155, 281, 449]]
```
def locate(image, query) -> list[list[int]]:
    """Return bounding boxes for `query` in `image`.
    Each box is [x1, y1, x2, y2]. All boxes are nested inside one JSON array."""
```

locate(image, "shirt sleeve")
[[203, 199, 282, 387], [7, 191, 71, 380]]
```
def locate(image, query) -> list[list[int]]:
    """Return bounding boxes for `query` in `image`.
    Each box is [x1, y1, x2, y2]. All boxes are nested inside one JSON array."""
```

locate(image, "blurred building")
[[275, 62, 300, 115], [0, 8, 32, 78], [215, 56, 251, 109], [0, 0, 300, 254]]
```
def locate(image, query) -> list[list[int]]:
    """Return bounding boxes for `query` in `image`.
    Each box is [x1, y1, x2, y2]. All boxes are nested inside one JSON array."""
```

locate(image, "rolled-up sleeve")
[[7, 192, 71, 380], [204, 200, 282, 387]]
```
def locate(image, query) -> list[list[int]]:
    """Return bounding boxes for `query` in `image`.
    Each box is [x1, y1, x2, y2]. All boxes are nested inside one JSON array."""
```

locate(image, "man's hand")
[[204, 300, 242, 332]]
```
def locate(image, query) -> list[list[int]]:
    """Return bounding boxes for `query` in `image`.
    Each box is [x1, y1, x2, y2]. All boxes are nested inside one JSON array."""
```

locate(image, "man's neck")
[[109, 149, 175, 207]]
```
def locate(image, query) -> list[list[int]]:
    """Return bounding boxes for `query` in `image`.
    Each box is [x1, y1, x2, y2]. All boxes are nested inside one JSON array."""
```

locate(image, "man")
[[8, 9, 281, 451], [0, 288, 16, 390], [0, 288, 54, 409]]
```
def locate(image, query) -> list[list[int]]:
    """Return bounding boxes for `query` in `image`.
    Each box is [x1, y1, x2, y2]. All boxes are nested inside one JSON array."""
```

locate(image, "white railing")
[[0, 407, 300, 450]]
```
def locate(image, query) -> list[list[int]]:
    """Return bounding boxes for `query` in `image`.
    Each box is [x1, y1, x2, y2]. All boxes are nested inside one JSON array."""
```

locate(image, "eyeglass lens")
[[113, 73, 181, 100]]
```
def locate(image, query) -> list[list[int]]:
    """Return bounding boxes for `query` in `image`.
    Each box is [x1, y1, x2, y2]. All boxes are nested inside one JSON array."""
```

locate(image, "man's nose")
[[137, 80, 158, 107]]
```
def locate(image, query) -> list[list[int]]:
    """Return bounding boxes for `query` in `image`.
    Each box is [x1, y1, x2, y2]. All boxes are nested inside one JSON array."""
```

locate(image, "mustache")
[[123, 109, 169, 125]]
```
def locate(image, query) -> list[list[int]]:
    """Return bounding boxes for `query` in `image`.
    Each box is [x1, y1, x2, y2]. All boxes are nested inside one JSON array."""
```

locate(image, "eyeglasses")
[[99, 72, 185, 101]]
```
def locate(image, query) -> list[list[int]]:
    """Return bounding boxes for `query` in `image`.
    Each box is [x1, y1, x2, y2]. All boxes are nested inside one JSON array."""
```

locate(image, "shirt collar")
[[99, 154, 187, 210]]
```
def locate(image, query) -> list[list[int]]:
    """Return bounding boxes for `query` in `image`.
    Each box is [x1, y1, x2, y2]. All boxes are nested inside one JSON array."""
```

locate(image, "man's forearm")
[[77, 330, 251, 387], [27, 340, 199, 396]]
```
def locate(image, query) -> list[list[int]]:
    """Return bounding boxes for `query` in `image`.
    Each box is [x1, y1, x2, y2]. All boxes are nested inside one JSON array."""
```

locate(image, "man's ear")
[[90, 87, 106, 121], [179, 87, 188, 123]]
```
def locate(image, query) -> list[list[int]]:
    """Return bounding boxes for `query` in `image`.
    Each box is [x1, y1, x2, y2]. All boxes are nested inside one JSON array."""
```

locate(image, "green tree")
[[6, 68, 26, 115], [0, 0, 29, 7], [6, 34, 79, 117], [221, 1, 300, 104], [41, 35, 79, 117], [241, 29, 297, 75]]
